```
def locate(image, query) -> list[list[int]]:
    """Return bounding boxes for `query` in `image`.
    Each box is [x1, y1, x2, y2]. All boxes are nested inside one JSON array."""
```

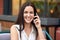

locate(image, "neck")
[[24, 23, 32, 37], [24, 23, 32, 29]]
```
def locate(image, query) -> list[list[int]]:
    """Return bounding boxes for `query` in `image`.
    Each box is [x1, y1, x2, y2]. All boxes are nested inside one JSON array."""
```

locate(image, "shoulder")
[[10, 24, 19, 40], [10, 24, 20, 32], [11, 24, 20, 30]]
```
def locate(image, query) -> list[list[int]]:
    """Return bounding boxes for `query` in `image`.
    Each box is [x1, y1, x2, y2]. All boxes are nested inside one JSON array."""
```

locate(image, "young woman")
[[10, 1, 46, 40]]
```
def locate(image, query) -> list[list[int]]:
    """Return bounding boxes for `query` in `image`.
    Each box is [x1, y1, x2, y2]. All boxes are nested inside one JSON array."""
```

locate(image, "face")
[[24, 6, 34, 24]]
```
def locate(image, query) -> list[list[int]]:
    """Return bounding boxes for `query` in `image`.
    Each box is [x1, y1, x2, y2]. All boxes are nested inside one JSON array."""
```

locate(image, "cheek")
[[24, 14, 26, 18], [31, 14, 34, 18]]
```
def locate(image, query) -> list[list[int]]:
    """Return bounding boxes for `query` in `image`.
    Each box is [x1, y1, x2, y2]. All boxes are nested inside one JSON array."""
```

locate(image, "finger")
[[34, 19, 37, 22], [34, 20, 39, 25], [36, 13, 38, 16], [34, 19, 40, 24], [34, 18, 41, 23], [35, 21, 39, 24], [34, 16, 39, 19]]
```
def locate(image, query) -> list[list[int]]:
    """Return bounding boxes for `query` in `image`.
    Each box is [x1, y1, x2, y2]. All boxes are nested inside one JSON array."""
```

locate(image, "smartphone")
[[34, 17, 37, 20], [34, 13, 37, 20]]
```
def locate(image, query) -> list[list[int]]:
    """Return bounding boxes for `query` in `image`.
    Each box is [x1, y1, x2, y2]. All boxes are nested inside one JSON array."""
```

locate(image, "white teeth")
[[27, 18, 31, 20], [27, 18, 30, 20]]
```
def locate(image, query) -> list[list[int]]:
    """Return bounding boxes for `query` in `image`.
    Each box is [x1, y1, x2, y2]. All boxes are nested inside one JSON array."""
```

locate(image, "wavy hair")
[[15, 1, 38, 40]]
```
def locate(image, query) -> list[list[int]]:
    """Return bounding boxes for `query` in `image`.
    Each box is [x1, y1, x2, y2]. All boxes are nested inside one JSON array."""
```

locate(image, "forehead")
[[24, 6, 34, 11]]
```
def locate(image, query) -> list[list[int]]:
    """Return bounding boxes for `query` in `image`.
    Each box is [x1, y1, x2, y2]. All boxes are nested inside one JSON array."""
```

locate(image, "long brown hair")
[[15, 1, 38, 40]]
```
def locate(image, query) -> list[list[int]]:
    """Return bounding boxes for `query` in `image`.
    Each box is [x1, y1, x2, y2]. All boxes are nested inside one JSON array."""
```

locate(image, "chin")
[[24, 19, 33, 24], [25, 21, 32, 24], [26, 22, 31, 24]]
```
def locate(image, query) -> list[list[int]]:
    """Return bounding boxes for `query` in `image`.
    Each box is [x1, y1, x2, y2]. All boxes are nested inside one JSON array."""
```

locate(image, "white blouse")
[[12, 25, 36, 40]]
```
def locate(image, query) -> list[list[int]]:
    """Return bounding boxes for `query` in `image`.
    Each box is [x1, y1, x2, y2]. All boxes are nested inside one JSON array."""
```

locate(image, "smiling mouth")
[[26, 19, 31, 21]]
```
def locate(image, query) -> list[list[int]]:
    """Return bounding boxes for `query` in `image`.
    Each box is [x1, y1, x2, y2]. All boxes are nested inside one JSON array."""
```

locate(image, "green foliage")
[[32, 1, 44, 10], [49, 2, 57, 9], [32, 1, 57, 10]]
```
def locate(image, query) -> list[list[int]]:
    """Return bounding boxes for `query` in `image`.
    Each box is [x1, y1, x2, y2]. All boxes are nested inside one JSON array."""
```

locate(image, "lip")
[[26, 18, 31, 21]]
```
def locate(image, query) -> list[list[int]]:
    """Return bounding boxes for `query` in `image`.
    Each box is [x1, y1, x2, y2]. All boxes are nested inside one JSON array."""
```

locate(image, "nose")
[[27, 13, 30, 17], [28, 14, 29, 16]]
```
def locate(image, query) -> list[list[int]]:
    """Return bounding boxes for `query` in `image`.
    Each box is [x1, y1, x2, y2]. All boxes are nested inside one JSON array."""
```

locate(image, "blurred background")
[[0, 0, 60, 40]]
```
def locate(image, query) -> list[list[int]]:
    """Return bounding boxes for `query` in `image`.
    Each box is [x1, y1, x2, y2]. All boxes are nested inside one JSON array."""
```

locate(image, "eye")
[[30, 11, 34, 14], [24, 11, 27, 13]]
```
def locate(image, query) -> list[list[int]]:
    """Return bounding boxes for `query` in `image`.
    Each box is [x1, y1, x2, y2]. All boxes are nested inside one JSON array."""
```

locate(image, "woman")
[[10, 1, 46, 40]]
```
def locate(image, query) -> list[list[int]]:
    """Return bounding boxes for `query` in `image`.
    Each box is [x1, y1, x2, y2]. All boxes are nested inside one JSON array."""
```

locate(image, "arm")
[[10, 25, 18, 40], [37, 27, 46, 40], [33, 14, 46, 40]]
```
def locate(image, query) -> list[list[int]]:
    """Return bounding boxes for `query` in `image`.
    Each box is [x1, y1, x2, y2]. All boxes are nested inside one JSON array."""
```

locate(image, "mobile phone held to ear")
[[34, 12, 36, 15], [34, 13, 37, 20], [34, 17, 37, 20]]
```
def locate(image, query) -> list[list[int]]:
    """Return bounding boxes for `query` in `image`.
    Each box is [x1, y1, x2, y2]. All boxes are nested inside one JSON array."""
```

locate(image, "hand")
[[33, 14, 41, 29]]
